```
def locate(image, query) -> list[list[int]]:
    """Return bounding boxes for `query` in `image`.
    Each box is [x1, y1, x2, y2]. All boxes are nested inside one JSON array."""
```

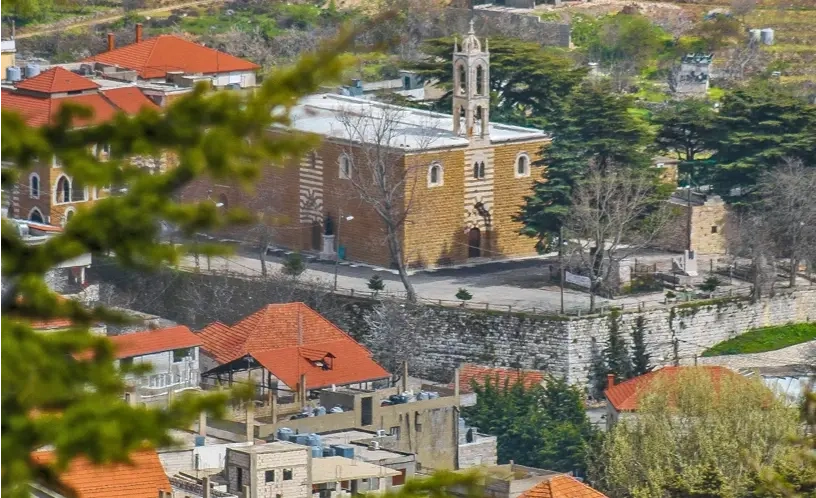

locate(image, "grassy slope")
[[702, 322, 816, 356]]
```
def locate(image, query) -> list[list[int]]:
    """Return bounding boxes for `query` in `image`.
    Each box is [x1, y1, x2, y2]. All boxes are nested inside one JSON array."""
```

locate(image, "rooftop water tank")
[[749, 29, 761, 43], [330, 406, 344, 413], [306, 433, 322, 447], [294, 433, 310, 446], [24, 63, 40, 79], [311, 445, 322, 458], [332, 444, 355, 459], [760, 28, 774, 45], [314, 406, 327, 416], [322, 446, 334, 457], [194, 436, 206, 447], [276, 427, 294, 442], [6, 66, 21, 82]]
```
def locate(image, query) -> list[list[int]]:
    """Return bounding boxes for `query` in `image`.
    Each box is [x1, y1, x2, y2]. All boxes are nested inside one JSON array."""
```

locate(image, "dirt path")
[[15, 0, 224, 39]]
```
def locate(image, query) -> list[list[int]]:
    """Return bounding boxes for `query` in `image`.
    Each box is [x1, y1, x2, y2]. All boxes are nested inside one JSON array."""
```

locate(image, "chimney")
[[107, 33, 114, 51], [135, 23, 143, 43], [607, 373, 615, 391]]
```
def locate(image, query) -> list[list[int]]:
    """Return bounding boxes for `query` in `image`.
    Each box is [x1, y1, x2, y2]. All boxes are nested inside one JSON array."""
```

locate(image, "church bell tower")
[[452, 20, 490, 141]]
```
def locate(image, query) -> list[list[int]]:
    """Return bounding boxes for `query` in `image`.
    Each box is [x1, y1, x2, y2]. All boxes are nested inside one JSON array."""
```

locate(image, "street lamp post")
[[333, 210, 354, 291]]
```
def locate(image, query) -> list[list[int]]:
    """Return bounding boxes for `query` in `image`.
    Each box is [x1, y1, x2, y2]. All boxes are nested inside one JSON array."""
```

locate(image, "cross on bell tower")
[[452, 19, 490, 141]]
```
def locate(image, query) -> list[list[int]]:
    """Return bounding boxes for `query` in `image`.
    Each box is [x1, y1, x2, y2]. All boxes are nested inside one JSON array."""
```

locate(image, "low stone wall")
[[441, 8, 571, 47], [91, 263, 815, 389]]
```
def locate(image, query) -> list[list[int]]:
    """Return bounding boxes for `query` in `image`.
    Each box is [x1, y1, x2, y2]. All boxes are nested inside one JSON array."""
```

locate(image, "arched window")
[[479, 161, 486, 179], [63, 208, 75, 226], [456, 64, 467, 95], [473, 162, 480, 179], [515, 153, 531, 178], [29, 173, 40, 198], [475, 65, 484, 95], [339, 154, 351, 179], [28, 207, 44, 223], [72, 180, 86, 202], [428, 162, 443, 187], [55, 176, 71, 203]]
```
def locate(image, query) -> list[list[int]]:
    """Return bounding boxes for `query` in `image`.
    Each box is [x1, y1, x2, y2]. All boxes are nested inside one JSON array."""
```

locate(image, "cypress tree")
[[604, 311, 633, 382], [630, 315, 652, 377]]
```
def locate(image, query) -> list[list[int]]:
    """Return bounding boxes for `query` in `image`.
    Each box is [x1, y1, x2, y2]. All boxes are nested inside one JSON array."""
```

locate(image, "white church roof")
[[288, 94, 549, 151]]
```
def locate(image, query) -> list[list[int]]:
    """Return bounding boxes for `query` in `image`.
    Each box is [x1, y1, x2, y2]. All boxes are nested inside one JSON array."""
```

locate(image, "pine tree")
[[588, 340, 609, 400], [652, 98, 716, 162], [282, 251, 306, 278], [455, 288, 473, 304], [367, 274, 385, 295], [604, 311, 633, 382], [1, 28, 354, 497], [709, 82, 816, 200], [630, 315, 652, 377], [516, 80, 653, 251]]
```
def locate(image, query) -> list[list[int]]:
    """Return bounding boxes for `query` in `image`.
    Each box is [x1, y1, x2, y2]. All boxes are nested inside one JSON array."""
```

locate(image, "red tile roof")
[[198, 303, 364, 363], [457, 363, 546, 393], [101, 86, 158, 114], [520, 475, 608, 498], [198, 303, 390, 388], [32, 449, 171, 498], [2, 88, 157, 128], [110, 325, 201, 359], [30, 317, 75, 330], [252, 340, 390, 390], [15, 67, 100, 94], [604, 366, 740, 412], [84, 35, 260, 79]]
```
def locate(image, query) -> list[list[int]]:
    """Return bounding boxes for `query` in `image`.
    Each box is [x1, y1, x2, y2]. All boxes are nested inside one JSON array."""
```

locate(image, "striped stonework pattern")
[[299, 151, 323, 223], [464, 147, 495, 230]]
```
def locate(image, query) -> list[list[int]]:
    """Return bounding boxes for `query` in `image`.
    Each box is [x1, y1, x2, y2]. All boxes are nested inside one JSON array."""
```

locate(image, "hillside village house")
[[109, 325, 203, 404], [184, 24, 552, 268], [603, 366, 743, 430], [2, 25, 260, 226]]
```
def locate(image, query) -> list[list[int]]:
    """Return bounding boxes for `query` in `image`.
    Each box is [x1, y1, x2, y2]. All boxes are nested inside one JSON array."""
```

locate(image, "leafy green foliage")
[[604, 312, 632, 383], [282, 251, 306, 277], [1, 27, 354, 497], [698, 276, 722, 293], [409, 37, 587, 128], [702, 323, 816, 357], [630, 316, 652, 377], [455, 288, 472, 303], [463, 376, 596, 474], [367, 274, 386, 294], [590, 368, 800, 497], [584, 14, 670, 73], [516, 80, 653, 251], [708, 83, 816, 199], [652, 98, 717, 162]]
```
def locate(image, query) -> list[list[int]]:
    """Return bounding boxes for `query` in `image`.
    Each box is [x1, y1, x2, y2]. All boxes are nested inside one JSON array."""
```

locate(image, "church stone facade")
[[188, 25, 550, 268]]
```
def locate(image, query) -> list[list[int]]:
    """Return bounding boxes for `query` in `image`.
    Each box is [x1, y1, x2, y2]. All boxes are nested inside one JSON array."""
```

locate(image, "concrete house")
[[110, 325, 202, 403]]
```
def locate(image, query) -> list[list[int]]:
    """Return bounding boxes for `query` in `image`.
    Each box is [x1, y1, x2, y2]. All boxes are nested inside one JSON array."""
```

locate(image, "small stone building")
[[671, 53, 713, 97], [658, 190, 729, 255], [225, 442, 311, 498]]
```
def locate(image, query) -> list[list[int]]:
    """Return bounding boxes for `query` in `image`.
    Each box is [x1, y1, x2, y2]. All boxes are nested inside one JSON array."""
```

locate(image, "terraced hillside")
[[746, 5, 816, 84]]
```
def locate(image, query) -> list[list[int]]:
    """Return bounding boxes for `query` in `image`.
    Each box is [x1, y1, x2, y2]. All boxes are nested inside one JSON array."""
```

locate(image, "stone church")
[[187, 24, 551, 268]]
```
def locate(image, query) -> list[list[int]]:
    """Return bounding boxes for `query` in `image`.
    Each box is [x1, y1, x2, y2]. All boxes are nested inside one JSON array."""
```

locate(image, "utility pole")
[[333, 208, 342, 291], [686, 172, 693, 252], [559, 225, 565, 314]]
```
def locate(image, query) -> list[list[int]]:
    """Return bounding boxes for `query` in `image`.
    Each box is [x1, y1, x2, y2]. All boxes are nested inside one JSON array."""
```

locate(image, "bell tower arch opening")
[[451, 19, 490, 141]]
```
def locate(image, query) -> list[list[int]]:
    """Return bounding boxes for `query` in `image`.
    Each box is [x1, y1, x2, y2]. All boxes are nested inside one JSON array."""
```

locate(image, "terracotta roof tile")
[[198, 303, 366, 363], [84, 35, 260, 79], [457, 363, 546, 393], [2, 90, 143, 127], [110, 325, 201, 359], [31, 449, 171, 498], [100, 86, 158, 114], [520, 475, 608, 498], [16, 67, 100, 94], [252, 340, 390, 390], [198, 303, 389, 388], [604, 366, 740, 412]]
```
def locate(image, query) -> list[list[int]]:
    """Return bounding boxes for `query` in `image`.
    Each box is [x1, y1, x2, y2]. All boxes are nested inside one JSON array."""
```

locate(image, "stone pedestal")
[[321, 234, 336, 259]]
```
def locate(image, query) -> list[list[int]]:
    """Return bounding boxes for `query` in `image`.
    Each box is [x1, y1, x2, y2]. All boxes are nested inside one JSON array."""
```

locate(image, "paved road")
[[179, 251, 672, 313]]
